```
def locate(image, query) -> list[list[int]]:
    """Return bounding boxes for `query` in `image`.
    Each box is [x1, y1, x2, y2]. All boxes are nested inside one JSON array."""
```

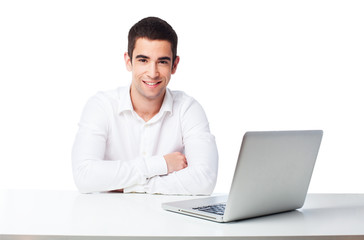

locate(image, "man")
[[72, 17, 218, 195]]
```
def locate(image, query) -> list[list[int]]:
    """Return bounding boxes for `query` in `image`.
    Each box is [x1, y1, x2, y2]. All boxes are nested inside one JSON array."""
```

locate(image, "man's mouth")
[[143, 81, 162, 87]]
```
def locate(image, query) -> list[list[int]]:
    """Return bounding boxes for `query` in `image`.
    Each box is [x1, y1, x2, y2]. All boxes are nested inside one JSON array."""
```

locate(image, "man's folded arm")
[[138, 133, 218, 195], [129, 99, 219, 195], [72, 96, 168, 193]]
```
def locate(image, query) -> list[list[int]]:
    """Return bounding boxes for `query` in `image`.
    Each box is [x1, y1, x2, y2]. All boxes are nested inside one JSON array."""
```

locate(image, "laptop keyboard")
[[193, 203, 226, 215]]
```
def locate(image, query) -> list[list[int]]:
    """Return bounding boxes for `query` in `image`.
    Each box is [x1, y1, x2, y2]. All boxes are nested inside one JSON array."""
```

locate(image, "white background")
[[0, 0, 363, 193]]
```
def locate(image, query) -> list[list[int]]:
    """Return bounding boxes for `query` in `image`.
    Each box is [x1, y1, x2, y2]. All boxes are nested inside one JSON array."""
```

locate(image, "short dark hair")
[[128, 17, 178, 64]]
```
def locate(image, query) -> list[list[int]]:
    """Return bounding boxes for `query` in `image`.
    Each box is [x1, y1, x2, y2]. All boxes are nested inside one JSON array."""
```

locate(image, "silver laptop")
[[162, 130, 323, 222]]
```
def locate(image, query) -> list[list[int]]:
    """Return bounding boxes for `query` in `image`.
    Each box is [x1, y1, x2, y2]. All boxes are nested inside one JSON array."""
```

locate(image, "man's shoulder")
[[169, 89, 195, 104], [87, 86, 129, 113], [168, 89, 204, 113]]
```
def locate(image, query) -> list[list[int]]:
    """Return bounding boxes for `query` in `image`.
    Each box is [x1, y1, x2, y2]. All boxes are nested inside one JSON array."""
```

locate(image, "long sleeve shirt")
[[72, 86, 218, 195]]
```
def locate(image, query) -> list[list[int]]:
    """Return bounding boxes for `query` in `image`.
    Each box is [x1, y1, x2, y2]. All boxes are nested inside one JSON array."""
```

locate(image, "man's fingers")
[[164, 152, 188, 173]]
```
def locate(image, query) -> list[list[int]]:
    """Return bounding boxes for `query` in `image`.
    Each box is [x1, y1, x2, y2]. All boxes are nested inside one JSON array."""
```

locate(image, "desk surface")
[[1, 190, 364, 240]]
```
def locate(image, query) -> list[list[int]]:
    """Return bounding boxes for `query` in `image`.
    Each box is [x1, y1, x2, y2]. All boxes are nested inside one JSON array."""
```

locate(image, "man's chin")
[[141, 89, 166, 101], [132, 83, 166, 102], [145, 93, 165, 101]]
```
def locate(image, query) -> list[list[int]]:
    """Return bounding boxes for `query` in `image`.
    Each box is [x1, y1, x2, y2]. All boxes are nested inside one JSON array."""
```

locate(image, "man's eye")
[[159, 61, 168, 64], [138, 59, 147, 63]]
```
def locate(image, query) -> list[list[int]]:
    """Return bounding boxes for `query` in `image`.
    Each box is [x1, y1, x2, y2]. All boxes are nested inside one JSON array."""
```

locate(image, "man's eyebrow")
[[158, 56, 171, 61], [135, 55, 171, 61], [135, 55, 150, 59]]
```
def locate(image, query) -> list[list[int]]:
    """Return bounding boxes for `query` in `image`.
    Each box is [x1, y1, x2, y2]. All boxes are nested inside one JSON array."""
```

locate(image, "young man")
[[72, 17, 218, 195]]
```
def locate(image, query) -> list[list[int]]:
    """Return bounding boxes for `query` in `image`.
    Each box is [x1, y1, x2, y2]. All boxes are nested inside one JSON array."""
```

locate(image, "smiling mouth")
[[143, 81, 162, 87]]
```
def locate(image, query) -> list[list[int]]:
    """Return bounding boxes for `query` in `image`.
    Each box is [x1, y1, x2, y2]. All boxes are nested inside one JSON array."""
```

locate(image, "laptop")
[[162, 130, 323, 222]]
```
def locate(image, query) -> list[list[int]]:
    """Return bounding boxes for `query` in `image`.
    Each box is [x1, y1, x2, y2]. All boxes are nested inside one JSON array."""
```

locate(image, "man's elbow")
[[73, 174, 94, 194], [187, 181, 216, 196], [196, 182, 216, 195], [72, 164, 100, 194], [187, 170, 217, 195]]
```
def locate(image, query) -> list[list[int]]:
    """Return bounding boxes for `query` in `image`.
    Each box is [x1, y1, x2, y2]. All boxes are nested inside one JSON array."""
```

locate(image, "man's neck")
[[130, 89, 165, 122]]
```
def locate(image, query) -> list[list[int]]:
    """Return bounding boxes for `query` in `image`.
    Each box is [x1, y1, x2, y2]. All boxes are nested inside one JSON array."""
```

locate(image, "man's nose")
[[147, 62, 160, 79]]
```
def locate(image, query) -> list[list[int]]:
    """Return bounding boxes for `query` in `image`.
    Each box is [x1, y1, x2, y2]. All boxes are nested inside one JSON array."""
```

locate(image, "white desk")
[[1, 190, 364, 240]]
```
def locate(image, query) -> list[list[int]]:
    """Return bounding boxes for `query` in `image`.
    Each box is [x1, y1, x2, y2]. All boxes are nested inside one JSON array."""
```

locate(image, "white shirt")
[[72, 86, 218, 195]]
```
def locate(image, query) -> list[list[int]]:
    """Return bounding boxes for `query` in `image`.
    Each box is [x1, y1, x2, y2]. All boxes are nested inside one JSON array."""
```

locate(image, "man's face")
[[125, 38, 179, 102]]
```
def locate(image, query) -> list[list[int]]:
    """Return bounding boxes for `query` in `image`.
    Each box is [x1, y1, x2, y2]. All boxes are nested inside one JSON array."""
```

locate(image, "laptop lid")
[[223, 130, 323, 222], [162, 130, 323, 222]]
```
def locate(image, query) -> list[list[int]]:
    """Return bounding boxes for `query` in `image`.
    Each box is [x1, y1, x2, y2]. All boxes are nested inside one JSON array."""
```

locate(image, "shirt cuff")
[[123, 184, 146, 193], [145, 155, 168, 178]]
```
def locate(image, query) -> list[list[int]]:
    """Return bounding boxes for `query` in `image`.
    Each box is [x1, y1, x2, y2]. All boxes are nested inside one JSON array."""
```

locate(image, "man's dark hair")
[[128, 17, 178, 64]]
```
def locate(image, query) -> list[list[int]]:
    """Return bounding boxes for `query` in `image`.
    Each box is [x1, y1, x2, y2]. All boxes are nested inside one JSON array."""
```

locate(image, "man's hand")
[[164, 152, 188, 173], [109, 189, 124, 193]]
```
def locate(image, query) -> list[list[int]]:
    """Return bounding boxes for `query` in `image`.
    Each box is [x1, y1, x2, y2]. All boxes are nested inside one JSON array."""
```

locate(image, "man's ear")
[[171, 56, 180, 74], [124, 52, 132, 72]]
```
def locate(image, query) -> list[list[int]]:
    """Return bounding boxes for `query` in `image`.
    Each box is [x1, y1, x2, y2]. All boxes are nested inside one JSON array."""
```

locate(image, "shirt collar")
[[118, 85, 134, 113], [160, 88, 173, 115], [118, 85, 173, 116]]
